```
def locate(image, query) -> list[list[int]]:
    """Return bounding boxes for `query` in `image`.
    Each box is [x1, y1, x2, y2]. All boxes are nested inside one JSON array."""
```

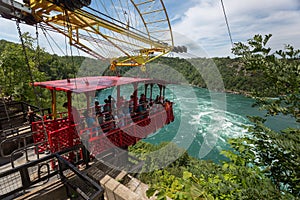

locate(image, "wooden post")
[[86, 92, 90, 110], [144, 84, 148, 99], [159, 84, 162, 98], [150, 84, 153, 101], [51, 90, 57, 120], [67, 91, 72, 120], [117, 85, 120, 108]]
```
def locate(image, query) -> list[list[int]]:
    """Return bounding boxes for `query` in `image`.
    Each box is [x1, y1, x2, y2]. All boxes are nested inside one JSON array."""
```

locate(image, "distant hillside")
[[0, 38, 272, 103], [148, 56, 270, 96]]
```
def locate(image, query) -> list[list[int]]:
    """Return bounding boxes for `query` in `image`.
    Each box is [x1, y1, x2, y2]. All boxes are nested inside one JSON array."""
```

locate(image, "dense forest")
[[0, 33, 273, 107], [0, 33, 299, 199]]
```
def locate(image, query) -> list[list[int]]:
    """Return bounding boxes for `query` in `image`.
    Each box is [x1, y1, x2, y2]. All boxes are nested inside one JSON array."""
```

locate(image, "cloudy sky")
[[0, 0, 300, 57], [165, 0, 300, 57]]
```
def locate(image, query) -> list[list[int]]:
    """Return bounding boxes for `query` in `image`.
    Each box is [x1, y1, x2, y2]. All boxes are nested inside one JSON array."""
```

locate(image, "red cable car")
[[31, 76, 174, 163]]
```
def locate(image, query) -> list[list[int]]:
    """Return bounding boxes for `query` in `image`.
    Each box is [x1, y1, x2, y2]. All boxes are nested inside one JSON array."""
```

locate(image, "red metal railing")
[[31, 103, 174, 165]]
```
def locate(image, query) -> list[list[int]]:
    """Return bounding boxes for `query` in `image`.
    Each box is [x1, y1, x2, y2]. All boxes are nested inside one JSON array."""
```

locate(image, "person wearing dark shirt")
[[94, 101, 104, 126]]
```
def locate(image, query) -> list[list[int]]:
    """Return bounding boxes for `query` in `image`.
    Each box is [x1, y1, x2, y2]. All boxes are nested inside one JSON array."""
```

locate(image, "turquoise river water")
[[142, 85, 298, 162], [96, 84, 298, 163]]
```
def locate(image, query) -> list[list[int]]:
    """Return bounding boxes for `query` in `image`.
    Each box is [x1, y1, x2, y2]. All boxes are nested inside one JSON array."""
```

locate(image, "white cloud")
[[1, 0, 300, 58], [0, 17, 91, 57], [171, 0, 300, 57]]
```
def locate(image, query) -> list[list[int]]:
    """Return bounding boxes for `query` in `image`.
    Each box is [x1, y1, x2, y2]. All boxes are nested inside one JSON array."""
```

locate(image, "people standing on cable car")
[[83, 110, 98, 130], [154, 95, 160, 104], [82, 110, 99, 140], [103, 99, 111, 114], [136, 93, 147, 119], [95, 101, 104, 128], [118, 96, 129, 125], [159, 96, 164, 104], [102, 99, 115, 132], [27, 106, 35, 124], [108, 95, 116, 111], [95, 101, 101, 115], [139, 93, 146, 104], [164, 99, 174, 124], [129, 95, 135, 114], [116, 96, 126, 127]]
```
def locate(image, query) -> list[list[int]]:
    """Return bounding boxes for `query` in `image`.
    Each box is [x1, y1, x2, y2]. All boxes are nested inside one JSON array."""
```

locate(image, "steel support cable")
[[126, 0, 133, 31], [85, 30, 112, 59], [88, 2, 114, 59], [118, 0, 138, 53], [40, 26, 66, 56], [65, 11, 78, 89], [86, 2, 150, 38], [220, 0, 234, 48], [35, 25, 40, 69], [109, 0, 145, 55], [64, 11, 82, 116], [90, 1, 166, 61], [65, 13, 75, 76], [85, 6, 113, 60], [63, 11, 69, 57], [108, 0, 135, 55], [75, 1, 107, 58], [33, 24, 49, 145], [100, 0, 144, 70], [9, 0, 49, 145]]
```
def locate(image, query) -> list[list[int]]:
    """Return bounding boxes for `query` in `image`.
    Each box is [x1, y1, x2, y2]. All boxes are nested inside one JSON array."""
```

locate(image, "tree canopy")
[[231, 34, 300, 197]]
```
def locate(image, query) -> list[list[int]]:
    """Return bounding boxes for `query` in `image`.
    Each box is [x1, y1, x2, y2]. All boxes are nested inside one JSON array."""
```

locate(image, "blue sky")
[[0, 0, 300, 57], [165, 0, 300, 57]]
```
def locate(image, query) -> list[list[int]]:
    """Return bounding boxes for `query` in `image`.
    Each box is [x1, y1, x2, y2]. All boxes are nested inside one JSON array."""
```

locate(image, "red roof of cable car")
[[33, 76, 161, 93]]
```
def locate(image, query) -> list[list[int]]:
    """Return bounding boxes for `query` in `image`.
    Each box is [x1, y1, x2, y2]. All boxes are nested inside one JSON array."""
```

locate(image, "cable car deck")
[[31, 76, 174, 168]]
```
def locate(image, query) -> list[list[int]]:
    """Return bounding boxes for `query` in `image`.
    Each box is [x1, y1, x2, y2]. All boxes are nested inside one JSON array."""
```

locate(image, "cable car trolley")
[[31, 76, 174, 164]]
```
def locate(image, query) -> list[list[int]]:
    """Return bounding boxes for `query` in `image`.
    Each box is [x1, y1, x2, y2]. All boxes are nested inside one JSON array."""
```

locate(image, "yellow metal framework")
[[22, 0, 174, 71]]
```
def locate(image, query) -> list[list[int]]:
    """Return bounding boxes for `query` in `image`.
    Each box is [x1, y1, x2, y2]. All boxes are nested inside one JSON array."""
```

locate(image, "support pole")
[[67, 91, 72, 120], [117, 85, 120, 108], [51, 90, 57, 119], [144, 84, 149, 99], [159, 84, 162, 98], [133, 83, 138, 112], [150, 84, 153, 101], [86, 92, 90, 111]]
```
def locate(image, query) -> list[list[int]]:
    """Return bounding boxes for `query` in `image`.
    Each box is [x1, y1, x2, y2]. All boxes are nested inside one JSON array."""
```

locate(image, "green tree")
[[232, 34, 300, 196], [0, 33, 47, 103], [129, 141, 290, 200]]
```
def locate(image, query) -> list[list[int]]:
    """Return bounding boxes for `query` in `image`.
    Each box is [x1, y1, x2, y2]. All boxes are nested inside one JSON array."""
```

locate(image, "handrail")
[[0, 145, 101, 200], [9, 143, 42, 168], [0, 129, 33, 157], [80, 105, 166, 137]]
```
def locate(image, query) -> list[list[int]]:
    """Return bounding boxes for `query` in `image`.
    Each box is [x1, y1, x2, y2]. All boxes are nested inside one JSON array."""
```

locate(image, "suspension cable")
[[220, 0, 234, 48], [65, 10, 78, 90], [41, 26, 66, 55], [35, 24, 41, 70], [10, 0, 49, 144], [12, 6, 40, 107]]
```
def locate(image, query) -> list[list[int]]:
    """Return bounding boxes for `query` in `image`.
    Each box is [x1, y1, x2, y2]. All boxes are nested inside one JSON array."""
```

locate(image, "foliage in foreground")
[[128, 37, 300, 199], [231, 34, 300, 197], [129, 141, 293, 200]]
